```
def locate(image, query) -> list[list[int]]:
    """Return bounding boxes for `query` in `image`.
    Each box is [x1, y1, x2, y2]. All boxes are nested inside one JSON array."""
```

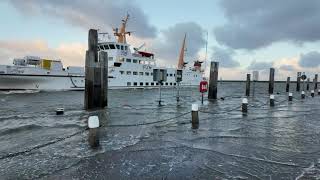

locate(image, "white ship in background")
[[0, 14, 204, 91]]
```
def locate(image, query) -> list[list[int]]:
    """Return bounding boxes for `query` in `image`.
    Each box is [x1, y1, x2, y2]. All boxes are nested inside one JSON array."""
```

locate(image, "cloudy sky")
[[0, 0, 320, 80]]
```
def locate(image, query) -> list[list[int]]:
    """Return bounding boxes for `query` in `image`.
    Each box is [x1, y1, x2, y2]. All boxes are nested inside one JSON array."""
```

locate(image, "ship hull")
[[0, 73, 201, 91], [0, 74, 84, 91]]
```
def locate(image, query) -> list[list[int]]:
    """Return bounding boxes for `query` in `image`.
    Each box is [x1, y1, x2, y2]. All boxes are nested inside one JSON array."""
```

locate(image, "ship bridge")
[[97, 14, 156, 67]]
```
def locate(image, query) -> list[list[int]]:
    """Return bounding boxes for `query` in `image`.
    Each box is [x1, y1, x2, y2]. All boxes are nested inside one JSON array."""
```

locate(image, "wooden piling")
[[208, 62, 219, 100], [85, 29, 108, 110], [314, 74, 318, 90], [242, 98, 248, 114], [191, 104, 199, 129], [270, 95, 275, 107], [307, 78, 310, 91], [288, 93, 293, 101], [296, 72, 301, 92], [88, 116, 100, 148], [245, 74, 251, 97], [268, 68, 275, 94], [286, 77, 290, 92]]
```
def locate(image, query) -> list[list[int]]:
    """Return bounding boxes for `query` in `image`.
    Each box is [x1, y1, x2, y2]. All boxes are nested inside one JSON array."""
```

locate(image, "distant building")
[[253, 71, 259, 81]]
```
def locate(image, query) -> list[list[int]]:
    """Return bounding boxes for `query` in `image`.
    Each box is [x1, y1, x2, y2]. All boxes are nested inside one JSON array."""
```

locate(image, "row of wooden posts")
[[192, 62, 319, 128], [206, 61, 319, 100]]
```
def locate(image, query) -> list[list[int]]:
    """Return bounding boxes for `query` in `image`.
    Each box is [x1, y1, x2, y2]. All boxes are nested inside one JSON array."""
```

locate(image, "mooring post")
[[307, 78, 310, 91], [208, 62, 219, 100], [191, 104, 199, 128], [311, 90, 315, 97], [242, 98, 248, 114], [84, 29, 108, 110], [56, 108, 64, 115], [314, 74, 318, 90], [296, 72, 301, 92], [301, 91, 305, 99], [270, 94, 275, 107], [288, 92, 293, 101], [245, 74, 251, 97], [318, 89, 320, 95], [88, 116, 100, 148], [100, 51, 108, 107], [286, 77, 290, 93], [268, 68, 275, 94]]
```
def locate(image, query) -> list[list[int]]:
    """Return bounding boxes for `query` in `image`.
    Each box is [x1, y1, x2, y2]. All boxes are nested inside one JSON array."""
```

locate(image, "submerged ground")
[[0, 82, 320, 179]]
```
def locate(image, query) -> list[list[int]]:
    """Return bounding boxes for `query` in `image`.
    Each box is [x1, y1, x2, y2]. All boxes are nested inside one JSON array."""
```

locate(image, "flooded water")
[[0, 82, 320, 179]]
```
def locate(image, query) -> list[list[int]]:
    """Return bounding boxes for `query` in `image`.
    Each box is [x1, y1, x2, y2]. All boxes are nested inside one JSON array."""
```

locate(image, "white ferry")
[[0, 15, 203, 91]]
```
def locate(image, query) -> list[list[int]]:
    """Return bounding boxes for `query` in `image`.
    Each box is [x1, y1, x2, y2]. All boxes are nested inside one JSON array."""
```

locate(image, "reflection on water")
[[0, 82, 320, 179]]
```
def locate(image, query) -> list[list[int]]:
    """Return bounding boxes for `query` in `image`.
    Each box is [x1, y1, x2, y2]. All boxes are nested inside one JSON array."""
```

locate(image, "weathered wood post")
[[314, 74, 318, 90], [286, 77, 290, 93], [307, 78, 310, 91], [311, 90, 315, 97], [301, 91, 305, 99], [88, 116, 100, 148], [270, 94, 275, 107], [296, 72, 301, 92], [288, 92, 293, 101], [245, 74, 251, 97], [208, 62, 219, 100], [84, 29, 108, 110], [268, 68, 275, 94], [191, 104, 199, 129], [242, 98, 248, 114]]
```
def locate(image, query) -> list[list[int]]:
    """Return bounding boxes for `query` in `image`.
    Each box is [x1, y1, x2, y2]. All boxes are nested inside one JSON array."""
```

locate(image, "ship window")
[[161, 83, 164, 85], [104, 45, 109, 49], [133, 59, 138, 63], [109, 57, 113, 61], [140, 82, 143, 86], [146, 83, 149, 86], [99, 46, 104, 50], [174, 74, 176, 76], [174, 83, 176, 86], [121, 45, 124, 50], [109, 44, 115, 49], [116, 45, 120, 49], [134, 82, 137, 86], [126, 59, 131, 63], [151, 82, 154, 86], [126, 71, 131, 75], [139, 72, 143, 75], [165, 83, 168, 85], [139, 60, 142, 64], [167, 74, 169, 76], [120, 71, 124, 75], [170, 83, 172, 86], [156, 83, 159, 85], [133, 71, 138, 75], [170, 74, 173, 77], [145, 72, 149, 76], [125, 46, 128, 50], [127, 82, 131, 86], [151, 73, 153, 76]]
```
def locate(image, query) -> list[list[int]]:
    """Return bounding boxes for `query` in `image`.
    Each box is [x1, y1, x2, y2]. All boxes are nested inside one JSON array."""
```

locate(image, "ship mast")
[[177, 34, 187, 69], [113, 14, 131, 44]]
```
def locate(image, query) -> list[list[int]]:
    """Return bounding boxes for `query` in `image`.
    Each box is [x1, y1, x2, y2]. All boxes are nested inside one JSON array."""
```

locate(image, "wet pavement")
[[0, 82, 320, 179]]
